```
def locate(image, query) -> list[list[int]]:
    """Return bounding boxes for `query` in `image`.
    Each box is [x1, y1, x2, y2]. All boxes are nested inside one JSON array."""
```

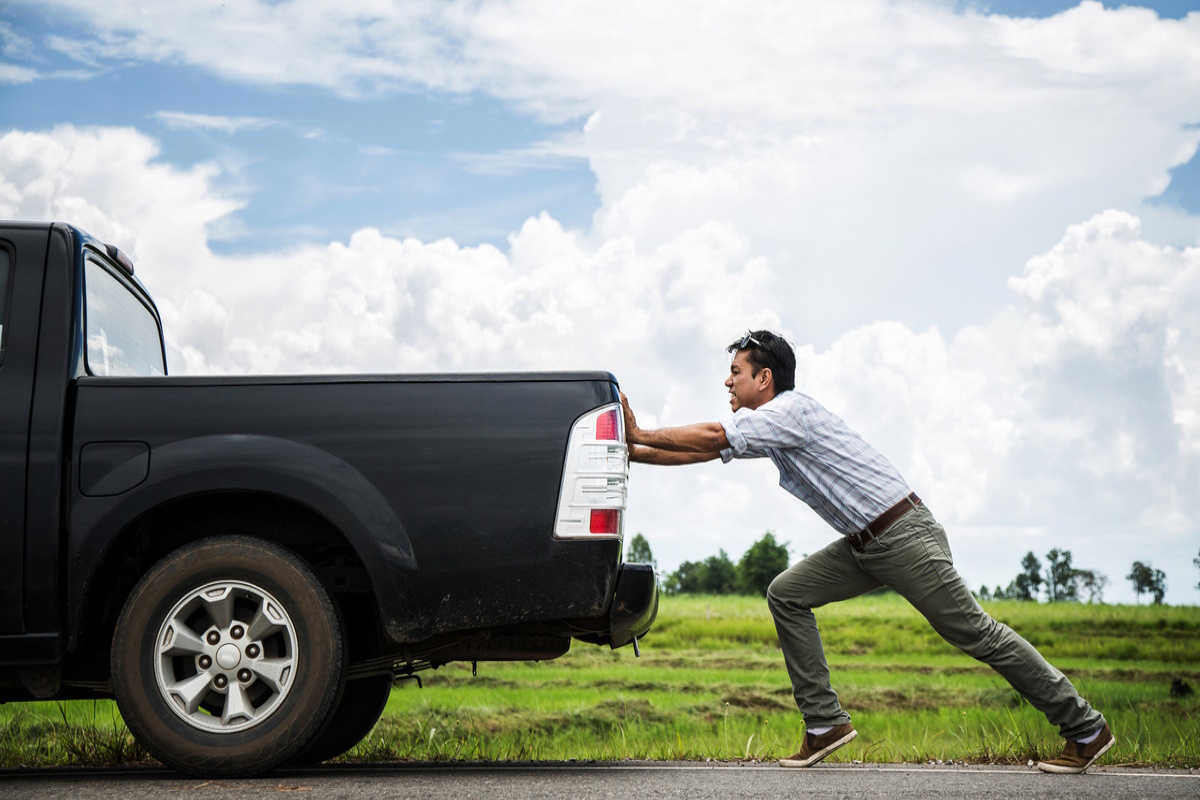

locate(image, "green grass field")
[[2, 593, 1198, 768]]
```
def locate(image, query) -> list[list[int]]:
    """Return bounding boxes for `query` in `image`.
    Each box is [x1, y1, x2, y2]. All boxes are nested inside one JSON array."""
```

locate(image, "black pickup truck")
[[0, 221, 657, 776]]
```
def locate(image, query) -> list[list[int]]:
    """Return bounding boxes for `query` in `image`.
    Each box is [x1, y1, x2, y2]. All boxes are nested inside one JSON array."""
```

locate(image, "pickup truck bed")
[[70, 372, 636, 648]]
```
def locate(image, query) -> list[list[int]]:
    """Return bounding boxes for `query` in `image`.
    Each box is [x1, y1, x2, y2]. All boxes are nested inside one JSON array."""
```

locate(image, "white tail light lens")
[[554, 402, 628, 540]]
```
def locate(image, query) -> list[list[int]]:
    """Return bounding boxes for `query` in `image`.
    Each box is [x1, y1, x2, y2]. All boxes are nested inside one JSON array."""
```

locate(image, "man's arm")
[[628, 444, 722, 465], [621, 392, 730, 458]]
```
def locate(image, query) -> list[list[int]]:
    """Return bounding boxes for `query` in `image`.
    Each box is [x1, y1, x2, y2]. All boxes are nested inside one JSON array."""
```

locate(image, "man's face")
[[725, 349, 765, 412]]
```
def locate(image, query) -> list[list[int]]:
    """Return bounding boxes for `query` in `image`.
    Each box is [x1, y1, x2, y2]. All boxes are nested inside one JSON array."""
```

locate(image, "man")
[[620, 329, 1113, 772]]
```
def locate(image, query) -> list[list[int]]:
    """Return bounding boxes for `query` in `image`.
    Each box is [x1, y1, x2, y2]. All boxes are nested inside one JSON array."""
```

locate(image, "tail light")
[[595, 409, 619, 441], [554, 402, 627, 540], [590, 509, 621, 535]]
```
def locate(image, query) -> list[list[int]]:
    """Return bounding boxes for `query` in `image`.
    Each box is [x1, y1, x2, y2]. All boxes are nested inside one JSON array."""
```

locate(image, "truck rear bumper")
[[605, 562, 659, 649], [567, 561, 658, 649]]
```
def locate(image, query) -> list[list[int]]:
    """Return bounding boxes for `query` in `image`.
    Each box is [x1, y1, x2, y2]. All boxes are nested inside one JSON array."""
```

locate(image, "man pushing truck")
[[620, 329, 1112, 772]]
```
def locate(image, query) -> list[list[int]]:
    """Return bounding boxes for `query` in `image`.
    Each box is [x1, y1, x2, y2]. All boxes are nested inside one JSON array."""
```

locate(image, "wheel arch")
[[69, 435, 417, 667]]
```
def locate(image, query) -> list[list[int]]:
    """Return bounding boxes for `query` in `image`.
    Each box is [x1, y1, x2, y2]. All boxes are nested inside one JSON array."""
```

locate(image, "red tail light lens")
[[589, 509, 620, 535], [595, 409, 619, 441]]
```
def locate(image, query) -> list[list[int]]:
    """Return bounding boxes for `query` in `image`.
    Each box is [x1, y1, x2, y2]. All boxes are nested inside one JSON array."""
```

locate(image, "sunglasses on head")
[[738, 331, 763, 350]]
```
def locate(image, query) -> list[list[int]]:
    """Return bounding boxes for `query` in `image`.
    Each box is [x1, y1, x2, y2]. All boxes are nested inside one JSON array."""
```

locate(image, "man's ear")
[[757, 367, 774, 393]]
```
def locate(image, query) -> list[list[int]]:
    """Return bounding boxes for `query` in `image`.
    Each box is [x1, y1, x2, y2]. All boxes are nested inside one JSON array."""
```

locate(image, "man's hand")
[[620, 391, 640, 441], [618, 390, 730, 456]]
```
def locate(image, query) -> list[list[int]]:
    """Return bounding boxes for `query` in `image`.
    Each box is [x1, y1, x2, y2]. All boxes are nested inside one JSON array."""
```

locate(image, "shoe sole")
[[779, 729, 858, 768], [1036, 734, 1116, 774]]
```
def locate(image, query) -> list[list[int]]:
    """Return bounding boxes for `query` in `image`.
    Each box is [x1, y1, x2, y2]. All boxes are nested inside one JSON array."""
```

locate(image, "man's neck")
[[743, 389, 778, 411]]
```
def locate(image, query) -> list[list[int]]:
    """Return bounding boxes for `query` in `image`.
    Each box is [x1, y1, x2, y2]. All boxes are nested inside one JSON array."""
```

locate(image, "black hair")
[[726, 330, 796, 393]]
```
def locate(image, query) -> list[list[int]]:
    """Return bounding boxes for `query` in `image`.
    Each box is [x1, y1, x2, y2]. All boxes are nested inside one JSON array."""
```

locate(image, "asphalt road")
[[1, 762, 1197, 799]]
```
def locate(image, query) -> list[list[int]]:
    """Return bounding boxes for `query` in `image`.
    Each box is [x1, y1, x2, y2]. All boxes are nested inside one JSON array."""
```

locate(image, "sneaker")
[[1036, 724, 1116, 774], [779, 723, 857, 768]]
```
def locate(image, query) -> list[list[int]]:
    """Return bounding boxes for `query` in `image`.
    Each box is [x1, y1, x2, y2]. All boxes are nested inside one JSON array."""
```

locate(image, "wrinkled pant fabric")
[[766, 504, 1104, 740]]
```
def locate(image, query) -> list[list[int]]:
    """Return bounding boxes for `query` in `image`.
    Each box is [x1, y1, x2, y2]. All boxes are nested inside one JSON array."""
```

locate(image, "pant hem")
[[804, 715, 852, 729]]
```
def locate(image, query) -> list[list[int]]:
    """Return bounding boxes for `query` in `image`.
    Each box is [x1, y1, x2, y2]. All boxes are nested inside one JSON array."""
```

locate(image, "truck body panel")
[[68, 374, 623, 646]]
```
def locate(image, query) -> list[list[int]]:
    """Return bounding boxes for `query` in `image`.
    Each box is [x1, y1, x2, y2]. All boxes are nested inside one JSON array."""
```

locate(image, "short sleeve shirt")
[[720, 390, 911, 536]]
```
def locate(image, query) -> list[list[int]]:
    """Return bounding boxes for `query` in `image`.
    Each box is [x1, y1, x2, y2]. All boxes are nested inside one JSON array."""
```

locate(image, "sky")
[[2, 0, 1199, 605]]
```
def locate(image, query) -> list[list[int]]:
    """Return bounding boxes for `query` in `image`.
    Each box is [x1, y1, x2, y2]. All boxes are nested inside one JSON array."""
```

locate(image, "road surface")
[[1, 761, 1196, 799]]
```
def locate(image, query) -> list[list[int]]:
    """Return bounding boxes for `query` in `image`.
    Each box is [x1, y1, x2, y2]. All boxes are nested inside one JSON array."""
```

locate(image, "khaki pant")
[[766, 504, 1104, 740]]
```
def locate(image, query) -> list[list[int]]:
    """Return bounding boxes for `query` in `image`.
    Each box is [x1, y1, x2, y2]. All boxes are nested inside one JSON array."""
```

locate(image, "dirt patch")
[[720, 689, 791, 711]]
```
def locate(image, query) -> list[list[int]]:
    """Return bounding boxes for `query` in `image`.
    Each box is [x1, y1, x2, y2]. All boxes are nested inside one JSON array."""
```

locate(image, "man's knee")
[[767, 570, 812, 611]]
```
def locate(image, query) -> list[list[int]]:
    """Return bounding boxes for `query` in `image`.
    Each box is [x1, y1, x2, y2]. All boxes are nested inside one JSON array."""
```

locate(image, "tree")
[[1045, 548, 1080, 603], [1075, 569, 1109, 604], [664, 560, 704, 595], [1127, 561, 1152, 605], [1194, 548, 1200, 593], [1127, 561, 1166, 605], [626, 533, 656, 570], [736, 532, 790, 596], [701, 550, 738, 594], [1010, 551, 1043, 601], [665, 551, 742, 595], [1150, 568, 1167, 605]]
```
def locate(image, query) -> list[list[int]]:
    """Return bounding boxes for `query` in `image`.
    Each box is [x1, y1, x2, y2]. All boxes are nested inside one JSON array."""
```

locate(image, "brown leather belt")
[[846, 493, 921, 551]]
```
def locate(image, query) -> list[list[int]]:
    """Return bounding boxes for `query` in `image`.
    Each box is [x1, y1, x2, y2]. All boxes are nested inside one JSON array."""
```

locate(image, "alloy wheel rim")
[[152, 580, 298, 734]]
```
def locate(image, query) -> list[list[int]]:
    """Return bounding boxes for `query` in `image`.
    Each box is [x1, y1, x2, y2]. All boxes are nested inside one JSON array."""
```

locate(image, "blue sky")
[[2, 56, 594, 252], [3, 4, 598, 251], [979, 0, 1196, 16], [4, 0, 1196, 254], [2, 1, 1199, 603]]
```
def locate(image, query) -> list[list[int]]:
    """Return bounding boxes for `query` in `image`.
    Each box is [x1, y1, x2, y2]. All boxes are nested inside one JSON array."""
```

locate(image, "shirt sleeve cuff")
[[721, 417, 747, 462]]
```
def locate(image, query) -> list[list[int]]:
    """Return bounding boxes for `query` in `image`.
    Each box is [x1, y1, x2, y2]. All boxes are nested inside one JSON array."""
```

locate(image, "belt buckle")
[[848, 531, 865, 551]]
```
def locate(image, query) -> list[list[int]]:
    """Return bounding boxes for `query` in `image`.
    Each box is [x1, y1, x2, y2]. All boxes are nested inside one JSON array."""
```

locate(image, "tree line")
[[628, 538, 1200, 606], [977, 548, 1198, 605], [626, 532, 789, 597], [978, 548, 1109, 603]]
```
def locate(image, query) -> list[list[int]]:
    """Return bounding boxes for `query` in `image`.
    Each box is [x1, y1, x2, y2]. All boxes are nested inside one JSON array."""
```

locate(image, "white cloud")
[[0, 20, 34, 58], [0, 126, 240, 273], [37, 1, 460, 95], [1007, 211, 1200, 464], [0, 62, 39, 84], [190, 214, 775, 381], [153, 111, 280, 134], [16, 4, 1200, 332], [3, 123, 1196, 602], [5, 0, 1200, 601], [453, 147, 588, 177]]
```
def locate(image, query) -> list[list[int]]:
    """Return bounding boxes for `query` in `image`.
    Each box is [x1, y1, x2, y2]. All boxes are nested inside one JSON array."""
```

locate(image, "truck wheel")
[[112, 537, 343, 777], [294, 674, 393, 764]]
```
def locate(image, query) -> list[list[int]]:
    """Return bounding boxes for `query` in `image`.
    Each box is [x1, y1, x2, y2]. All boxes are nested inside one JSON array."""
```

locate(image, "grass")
[[0, 702, 149, 767], [1, 594, 1197, 768], [351, 594, 1199, 766]]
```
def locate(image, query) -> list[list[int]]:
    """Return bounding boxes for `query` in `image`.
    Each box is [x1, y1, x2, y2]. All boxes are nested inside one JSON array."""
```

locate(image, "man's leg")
[[858, 506, 1104, 740], [767, 537, 882, 728]]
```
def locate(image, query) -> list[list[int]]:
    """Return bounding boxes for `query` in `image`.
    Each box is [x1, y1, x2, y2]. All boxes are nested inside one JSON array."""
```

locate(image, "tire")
[[294, 674, 392, 764], [112, 536, 344, 777]]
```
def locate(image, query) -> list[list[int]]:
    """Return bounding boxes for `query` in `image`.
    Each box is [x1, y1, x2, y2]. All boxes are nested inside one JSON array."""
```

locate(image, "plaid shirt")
[[720, 390, 911, 536]]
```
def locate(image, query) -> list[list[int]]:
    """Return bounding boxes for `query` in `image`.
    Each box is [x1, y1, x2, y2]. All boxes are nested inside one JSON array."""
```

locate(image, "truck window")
[[0, 249, 9, 360], [84, 258, 165, 377]]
